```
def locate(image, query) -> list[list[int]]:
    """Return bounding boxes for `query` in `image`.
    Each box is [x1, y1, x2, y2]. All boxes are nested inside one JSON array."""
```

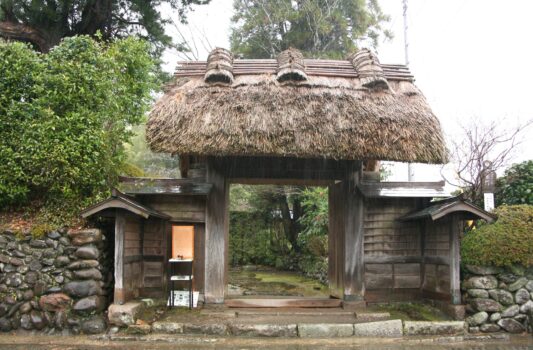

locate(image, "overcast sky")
[[162, 0, 533, 183]]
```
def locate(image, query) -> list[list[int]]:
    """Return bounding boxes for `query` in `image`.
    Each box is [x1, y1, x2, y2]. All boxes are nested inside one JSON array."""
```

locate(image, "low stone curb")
[[143, 319, 467, 338], [353, 319, 403, 337], [298, 323, 354, 337], [403, 321, 466, 336]]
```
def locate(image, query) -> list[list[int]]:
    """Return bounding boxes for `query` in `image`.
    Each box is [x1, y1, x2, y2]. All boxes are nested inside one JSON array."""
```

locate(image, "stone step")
[[149, 319, 468, 338]]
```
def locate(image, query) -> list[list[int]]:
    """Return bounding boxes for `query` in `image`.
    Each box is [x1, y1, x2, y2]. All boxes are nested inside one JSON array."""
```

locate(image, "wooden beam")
[[364, 256, 422, 264], [449, 215, 461, 305], [114, 211, 126, 304], [230, 178, 335, 186], [204, 158, 229, 303]]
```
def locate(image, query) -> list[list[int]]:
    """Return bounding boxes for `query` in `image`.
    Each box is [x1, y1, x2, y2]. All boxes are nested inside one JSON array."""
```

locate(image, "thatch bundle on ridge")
[[147, 47, 447, 164]]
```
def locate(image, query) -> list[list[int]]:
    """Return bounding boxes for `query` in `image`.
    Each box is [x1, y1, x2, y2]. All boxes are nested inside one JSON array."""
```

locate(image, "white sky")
[[162, 0, 533, 183]]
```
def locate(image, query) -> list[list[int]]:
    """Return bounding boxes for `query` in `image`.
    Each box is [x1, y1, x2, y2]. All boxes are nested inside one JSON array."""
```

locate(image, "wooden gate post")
[[343, 163, 365, 301], [204, 158, 229, 303], [114, 211, 126, 304], [449, 215, 461, 305]]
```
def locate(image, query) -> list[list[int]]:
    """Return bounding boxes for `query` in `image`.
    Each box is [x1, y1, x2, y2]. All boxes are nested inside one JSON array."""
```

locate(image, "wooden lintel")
[[230, 178, 335, 186]]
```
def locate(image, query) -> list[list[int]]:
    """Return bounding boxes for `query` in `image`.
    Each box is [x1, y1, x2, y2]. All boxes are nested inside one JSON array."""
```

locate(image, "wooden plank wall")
[[123, 213, 143, 299], [422, 217, 451, 300], [141, 195, 206, 222], [141, 218, 167, 297], [363, 197, 422, 302]]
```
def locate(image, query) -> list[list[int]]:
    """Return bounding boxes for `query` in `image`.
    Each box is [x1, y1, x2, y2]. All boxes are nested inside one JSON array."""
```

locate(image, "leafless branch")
[[443, 117, 533, 203]]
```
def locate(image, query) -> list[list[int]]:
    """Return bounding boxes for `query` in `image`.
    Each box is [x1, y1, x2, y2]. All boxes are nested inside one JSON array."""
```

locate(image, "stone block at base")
[[229, 324, 298, 337], [352, 319, 403, 337], [403, 321, 465, 336], [298, 323, 354, 337], [183, 323, 228, 335], [152, 321, 184, 334], [108, 302, 144, 326]]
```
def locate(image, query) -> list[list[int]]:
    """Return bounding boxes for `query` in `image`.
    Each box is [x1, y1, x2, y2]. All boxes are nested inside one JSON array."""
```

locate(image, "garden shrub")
[[461, 205, 533, 267], [497, 160, 533, 205], [0, 36, 156, 224]]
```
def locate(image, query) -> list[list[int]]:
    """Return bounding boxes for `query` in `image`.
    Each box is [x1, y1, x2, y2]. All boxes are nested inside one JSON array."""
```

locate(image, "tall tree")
[[230, 0, 391, 59], [0, 0, 209, 53]]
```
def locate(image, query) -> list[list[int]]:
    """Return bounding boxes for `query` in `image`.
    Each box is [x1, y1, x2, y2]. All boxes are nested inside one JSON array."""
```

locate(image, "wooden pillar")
[[114, 210, 126, 304], [343, 163, 365, 301], [449, 215, 461, 304], [420, 219, 427, 292], [204, 158, 229, 303], [328, 182, 344, 298]]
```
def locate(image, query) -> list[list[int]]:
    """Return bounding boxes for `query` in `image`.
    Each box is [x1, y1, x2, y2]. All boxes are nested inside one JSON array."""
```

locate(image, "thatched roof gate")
[[147, 48, 447, 164]]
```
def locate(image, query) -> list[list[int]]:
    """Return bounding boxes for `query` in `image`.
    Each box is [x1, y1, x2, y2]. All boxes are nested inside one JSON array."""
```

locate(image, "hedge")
[[461, 205, 533, 267]]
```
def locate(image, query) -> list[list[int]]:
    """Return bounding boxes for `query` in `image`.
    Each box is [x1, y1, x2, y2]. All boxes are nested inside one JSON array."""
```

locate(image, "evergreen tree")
[[0, 0, 209, 54], [230, 0, 391, 59]]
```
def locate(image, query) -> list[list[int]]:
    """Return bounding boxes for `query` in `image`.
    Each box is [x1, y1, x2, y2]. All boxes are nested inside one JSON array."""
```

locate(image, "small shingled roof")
[[81, 189, 170, 219], [399, 195, 497, 223]]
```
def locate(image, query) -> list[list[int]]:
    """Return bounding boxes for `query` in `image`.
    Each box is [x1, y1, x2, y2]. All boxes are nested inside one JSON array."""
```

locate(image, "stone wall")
[[0, 228, 112, 334], [463, 265, 533, 334]]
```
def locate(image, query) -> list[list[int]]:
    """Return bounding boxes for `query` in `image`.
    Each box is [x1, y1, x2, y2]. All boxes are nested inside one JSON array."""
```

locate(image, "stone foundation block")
[[403, 321, 466, 336], [152, 321, 184, 334], [229, 324, 298, 337], [108, 302, 144, 327], [183, 323, 228, 335], [298, 323, 354, 337], [352, 319, 403, 337]]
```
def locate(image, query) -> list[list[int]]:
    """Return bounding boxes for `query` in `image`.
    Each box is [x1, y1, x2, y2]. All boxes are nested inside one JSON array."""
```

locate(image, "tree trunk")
[[0, 21, 51, 52]]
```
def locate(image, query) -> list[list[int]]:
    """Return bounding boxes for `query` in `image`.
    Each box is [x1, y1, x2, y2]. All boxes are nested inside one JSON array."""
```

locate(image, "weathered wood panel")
[[204, 158, 229, 303], [193, 224, 205, 293], [363, 197, 425, 303], [343, 166, 365, 301], [424, 217, 450, 257], [140, 218, 168, 296], [140, 195, 206, 222]]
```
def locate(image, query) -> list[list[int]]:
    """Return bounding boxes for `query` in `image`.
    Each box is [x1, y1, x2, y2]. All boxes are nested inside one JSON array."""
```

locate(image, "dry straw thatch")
[[147, 49, 447, 164]]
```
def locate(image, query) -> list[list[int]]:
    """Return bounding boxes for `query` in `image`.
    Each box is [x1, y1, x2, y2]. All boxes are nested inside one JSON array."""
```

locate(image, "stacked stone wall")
[[0, 228, 112, 334], [463, 265, 533, 334]]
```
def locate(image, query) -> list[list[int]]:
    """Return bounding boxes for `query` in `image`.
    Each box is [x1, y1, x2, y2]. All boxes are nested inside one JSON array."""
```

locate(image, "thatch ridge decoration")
[[204, 48, 234, 84], [348, 48, 389, 90], [276, 48, 307, 82]]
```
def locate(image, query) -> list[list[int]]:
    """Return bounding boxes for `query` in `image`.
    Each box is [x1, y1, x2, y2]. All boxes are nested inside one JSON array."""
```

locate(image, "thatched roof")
[[147, 48, 447, 163]]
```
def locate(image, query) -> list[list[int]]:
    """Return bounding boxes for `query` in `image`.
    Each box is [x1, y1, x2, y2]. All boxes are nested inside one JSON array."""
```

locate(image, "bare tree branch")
[[443, 117, 533, 203]]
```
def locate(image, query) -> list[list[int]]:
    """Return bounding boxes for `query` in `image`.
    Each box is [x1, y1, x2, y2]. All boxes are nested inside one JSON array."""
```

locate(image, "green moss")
[[368, 302, 450, 321], [228, 268, 329, 297], [30, 223, 53, 239]]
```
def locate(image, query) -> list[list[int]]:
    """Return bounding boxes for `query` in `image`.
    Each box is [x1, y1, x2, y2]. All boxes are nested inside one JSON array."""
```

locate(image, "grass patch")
[[368, 302, 451, 321]]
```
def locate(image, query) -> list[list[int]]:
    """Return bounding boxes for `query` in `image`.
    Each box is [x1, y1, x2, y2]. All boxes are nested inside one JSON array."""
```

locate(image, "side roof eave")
[[80, 189, 170, 220], [399, 196, 497, 223]]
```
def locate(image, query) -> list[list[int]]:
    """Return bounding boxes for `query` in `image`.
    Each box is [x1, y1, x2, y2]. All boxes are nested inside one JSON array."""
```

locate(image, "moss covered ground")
[[227, 267, 329, 297], [367, 302, 451, 321]]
